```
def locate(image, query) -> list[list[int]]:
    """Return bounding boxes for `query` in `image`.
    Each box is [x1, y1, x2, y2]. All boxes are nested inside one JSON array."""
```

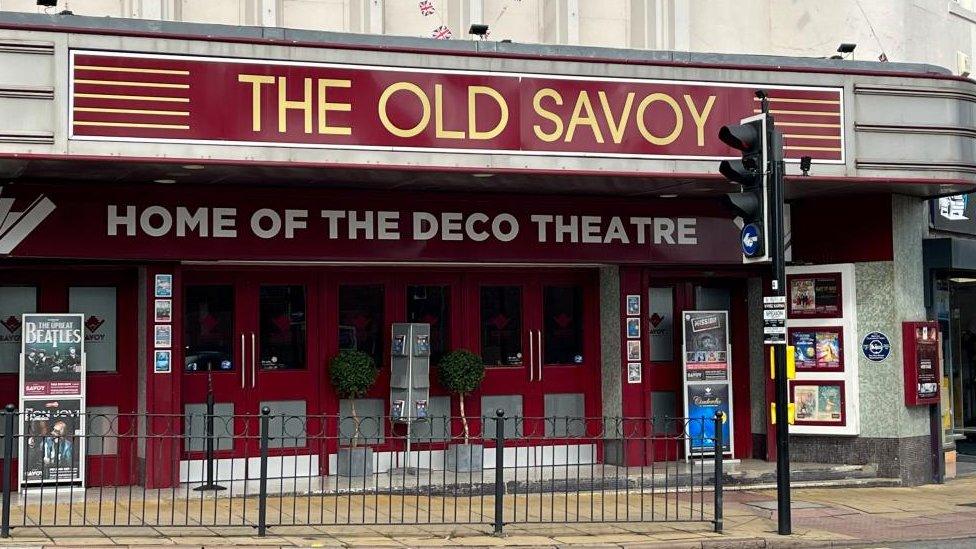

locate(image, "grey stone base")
[[789, 434, 934, 485]]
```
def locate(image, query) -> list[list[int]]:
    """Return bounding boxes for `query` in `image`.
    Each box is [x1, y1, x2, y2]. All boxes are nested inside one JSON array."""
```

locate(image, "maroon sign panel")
[[69, 51, 844, 162], [2, 184, 741, 264]]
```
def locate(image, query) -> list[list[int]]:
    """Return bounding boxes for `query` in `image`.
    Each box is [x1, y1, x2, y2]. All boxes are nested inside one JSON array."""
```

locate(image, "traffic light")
[[719, 114, 769, 262]]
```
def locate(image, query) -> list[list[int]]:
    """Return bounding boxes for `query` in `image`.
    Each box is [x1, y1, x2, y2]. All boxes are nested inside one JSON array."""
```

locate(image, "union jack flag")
[[419, 0, 435, 16], [431, 25, 452, 39]]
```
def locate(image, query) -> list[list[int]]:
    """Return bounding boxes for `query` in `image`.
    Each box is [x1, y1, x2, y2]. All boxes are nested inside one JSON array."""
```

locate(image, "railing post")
[[257, 407, 270, 537], [713, 412, 724, 534], [1, 404, 14, 538], [492, 408, 505, 536]]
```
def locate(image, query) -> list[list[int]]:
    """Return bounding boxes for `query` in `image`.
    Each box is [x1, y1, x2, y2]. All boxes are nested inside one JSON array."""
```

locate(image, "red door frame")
[[0, 266, 139, 487]]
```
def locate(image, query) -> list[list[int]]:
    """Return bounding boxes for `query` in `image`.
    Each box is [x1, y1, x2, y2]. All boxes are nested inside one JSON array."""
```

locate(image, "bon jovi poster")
[[21, 398, 83, 485]]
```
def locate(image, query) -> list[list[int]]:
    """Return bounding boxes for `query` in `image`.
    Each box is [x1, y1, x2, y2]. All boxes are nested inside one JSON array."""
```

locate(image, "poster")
[[682, 311, 729, 381], [686, 384, 731, 454], [626, 318, 640, 338], [788, 274, 841, 318], [154, 274, 173, 297], [626, 295, 640, 316], [154, 325, 172, 348], [627, 362, 642, 384], [154, 350, 171, 373], [915, 326, 939, 400], [21, 314, 84, 397], [22, 398, 83, 485], [626, 340, 641, 361], [790, 329, 842, 371], [154, 299, 172, 323], [793, 383, 843, 423]]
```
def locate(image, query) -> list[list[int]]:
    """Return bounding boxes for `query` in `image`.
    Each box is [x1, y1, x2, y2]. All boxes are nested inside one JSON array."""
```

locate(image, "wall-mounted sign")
[[68, 51, 844, 164], [902, 321, 940, 406], [789, 327, 843, 372], [1, 184, 741, 264], [861, 331, 891, 362], [791, 381, 845, 425], [931, 194, 976, 235], [788, 273, 842, 319]]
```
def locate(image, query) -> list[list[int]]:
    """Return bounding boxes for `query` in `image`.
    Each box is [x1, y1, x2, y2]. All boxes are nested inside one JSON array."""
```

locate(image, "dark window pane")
[[338, 285, 384, 367], [259, 285, 306, 370], [183, 285, 234, 372], [544, 286, 584, 365], [407, 285, 449, 364], [480, 286, 522, 366]]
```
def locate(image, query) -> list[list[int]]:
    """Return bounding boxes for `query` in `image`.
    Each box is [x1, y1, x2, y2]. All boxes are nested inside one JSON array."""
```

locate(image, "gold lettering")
[[598, 91, 634, 144], [238, 74, 275, 132], [532, 88, 564, 142], [378, 82, 431, 138], [636, 93, 683, 146], [317, 79, 352, 136], [468, 86, 509, 140], [435, 84, 465, 139], [565, 91, 604, 143], [683, 94, 716, 147], [278, 76, 313, 134]]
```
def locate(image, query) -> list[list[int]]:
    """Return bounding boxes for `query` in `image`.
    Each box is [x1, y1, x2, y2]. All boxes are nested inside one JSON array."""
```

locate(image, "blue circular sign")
[[740, 223, 762, 257], [861, 332, 891, 362]]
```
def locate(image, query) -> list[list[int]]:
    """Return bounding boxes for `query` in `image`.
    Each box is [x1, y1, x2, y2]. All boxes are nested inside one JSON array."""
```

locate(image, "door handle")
[[250, 332, 256, 388], [240, 333, 245, 389], [528, 329, 534, 381], [537, 330, 543, 381]]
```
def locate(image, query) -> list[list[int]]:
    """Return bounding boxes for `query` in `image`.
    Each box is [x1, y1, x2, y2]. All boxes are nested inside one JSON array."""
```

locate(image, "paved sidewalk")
[[6, 476, 976, 547]]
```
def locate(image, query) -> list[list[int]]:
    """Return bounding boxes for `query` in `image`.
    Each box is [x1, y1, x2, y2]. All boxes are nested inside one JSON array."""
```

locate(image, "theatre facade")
[[0, 13, 972, 487]]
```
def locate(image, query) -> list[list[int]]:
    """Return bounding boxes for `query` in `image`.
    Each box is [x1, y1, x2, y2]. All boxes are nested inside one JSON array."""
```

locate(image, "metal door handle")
[[537, 330, 543, 381], [240, 333, 245, 389], [528, 330, 534, 381], [251, 332, 257, 389]]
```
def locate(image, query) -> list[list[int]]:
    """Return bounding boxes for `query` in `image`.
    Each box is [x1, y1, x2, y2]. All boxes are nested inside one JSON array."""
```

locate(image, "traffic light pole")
[[768, 120, 792, 535]]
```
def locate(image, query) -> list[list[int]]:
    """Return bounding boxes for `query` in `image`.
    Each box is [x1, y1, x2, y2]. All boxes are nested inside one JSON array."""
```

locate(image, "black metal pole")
[[195, 373, 224, 491], [257, 406, 270, 537], [1, 404, 14, 538], [713, 412, 724, 533], [492, 408, 505, 536], [767, 109, 792, 535]]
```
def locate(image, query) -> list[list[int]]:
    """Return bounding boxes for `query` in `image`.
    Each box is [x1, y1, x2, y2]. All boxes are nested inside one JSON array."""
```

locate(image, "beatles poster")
[[21, 314, 84, 396], [685, 384, 732, 454], [682, 311, 729, 381], [21, 398, 83, 485], [20, 314, 86, 487]]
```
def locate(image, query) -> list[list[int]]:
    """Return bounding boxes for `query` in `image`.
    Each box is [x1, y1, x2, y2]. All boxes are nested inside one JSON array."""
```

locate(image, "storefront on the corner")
[[0, 13, 974, 488]]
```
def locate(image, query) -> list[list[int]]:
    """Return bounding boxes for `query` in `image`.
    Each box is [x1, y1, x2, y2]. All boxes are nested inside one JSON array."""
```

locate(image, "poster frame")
[[787, 272, 844, 319], [790, 380, 846, 426], [681, 309, 734, 458], [788, 326, 844, 373], [18, 313, 87, 489]]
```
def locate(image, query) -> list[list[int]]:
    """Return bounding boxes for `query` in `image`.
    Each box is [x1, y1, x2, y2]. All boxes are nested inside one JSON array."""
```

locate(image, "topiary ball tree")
[[329, 349, 378, 447], [437, 349, 485, 444]]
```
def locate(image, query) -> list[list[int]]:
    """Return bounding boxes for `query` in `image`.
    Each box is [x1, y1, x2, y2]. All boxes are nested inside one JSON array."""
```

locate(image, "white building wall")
[[2, 0, 974, 75]]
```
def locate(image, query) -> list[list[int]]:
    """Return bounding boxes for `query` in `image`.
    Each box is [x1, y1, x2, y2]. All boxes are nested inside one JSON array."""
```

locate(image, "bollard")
[[194, 378, 225, 492], [258, 407, 270, 537], [493, 408, 505, 536], [1, 404, 14, 538], [713, 412, 724, 534]]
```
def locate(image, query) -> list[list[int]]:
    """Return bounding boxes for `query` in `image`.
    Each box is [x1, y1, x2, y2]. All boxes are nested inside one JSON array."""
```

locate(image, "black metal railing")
[[0, 405, 724, 536]]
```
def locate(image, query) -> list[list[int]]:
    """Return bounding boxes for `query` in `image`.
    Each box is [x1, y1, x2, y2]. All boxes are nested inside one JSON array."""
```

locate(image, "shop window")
[[406, 285, 450, 364], [183, 285, 235, 372], [480, 286, 522, 366], [68, 287, 117, 373], [647, 287, 675, 362], [0, 286, 36, 374], [338, 285, 385, 368], [259, 285, 306, 370], [543, 286, 584, 365], [695, 286, 731, 312]]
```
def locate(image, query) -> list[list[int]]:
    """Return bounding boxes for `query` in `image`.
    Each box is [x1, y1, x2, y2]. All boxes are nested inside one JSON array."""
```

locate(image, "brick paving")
[[4, 476, 976, 546]]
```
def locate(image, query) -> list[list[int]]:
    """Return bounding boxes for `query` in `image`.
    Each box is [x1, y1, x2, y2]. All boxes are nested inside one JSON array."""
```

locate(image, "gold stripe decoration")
[[75, 93, 189, 103], [74, 107, 190, 116], [72, 121, 189, 130], [775, 122, 841, 128], [75, 65, 190, 75], [784, 145, 842, 152], [783, 134, 842, 140], [752, 108, 840, 117], [752, 97, 841, 105], [75, 79, 190, 89]]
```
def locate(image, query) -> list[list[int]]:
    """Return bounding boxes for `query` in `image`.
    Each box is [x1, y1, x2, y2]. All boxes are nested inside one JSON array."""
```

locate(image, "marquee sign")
[[69, 50, 844, 162], [0, 184, 742, 264]]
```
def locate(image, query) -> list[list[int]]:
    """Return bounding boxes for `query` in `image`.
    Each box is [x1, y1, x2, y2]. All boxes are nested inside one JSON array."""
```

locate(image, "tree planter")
[[336, 446, 374, 477], [445, 443, 484, 472]]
